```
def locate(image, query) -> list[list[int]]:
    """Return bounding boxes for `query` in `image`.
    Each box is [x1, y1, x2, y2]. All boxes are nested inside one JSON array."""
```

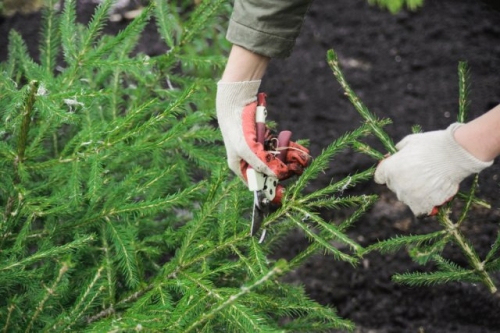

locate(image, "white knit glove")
[[216, 80, 310, 181], [374, 123, 493, 216], [216, 80, 273, 178]]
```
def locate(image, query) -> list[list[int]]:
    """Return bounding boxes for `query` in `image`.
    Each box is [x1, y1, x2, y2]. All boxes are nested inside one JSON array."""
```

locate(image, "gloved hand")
[[216, 80, 310, 182], [374, 123, 493, 216]]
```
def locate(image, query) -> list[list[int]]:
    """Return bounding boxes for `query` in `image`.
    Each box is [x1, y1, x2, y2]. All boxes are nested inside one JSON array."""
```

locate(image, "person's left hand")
[[374, 123, 493, 216]]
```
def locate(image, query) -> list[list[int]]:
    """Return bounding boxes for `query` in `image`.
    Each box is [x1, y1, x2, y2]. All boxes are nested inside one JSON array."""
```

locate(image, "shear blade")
[[251, 193, 264, 236], [250, 205, 264, 236]]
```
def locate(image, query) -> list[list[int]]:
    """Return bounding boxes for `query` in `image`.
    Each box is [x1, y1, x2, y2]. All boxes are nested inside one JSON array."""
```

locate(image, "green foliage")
[[3, 0, 497, 331], [0, 1, 382, 332], [368, 0, 424, 13], [328, 49, 500, 295]]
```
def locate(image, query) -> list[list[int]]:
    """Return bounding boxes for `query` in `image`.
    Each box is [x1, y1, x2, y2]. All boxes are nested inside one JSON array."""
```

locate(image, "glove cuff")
[[216, 80, 261, 116], [446, 123, 494, 175]]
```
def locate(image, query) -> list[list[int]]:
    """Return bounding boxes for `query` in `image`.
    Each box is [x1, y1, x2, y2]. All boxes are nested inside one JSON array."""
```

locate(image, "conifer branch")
[[40, 0, 60, 75], [351, 140, 385, 160], [294, 205, 361, 253], [457, 174, 479, 226], [392, 270, 481, 287], [175, 173, 236, 265], [438, 210, 497, 293], [153, 0, 178, 49], [16, 80, 38, 167], [12, 213, 35, 254], [291, 124, 374, 198], [59, 182, 204, 231], [409, 236, 451, 265], [86, 284, 155, 324], [231, 244, 260, 278], [52, 266, 105, 332], [249, 238, 269, 275], [25, 262, 69, 333], [485, 232, 500, 264], [327, 49, 396, 154], [457, 61, 470, 123], [167, 292, 212, 331], [179, 0, 225, 48], [105, 220, 140, 289], [8, 30, 44, 83], [338, 194, 378, 231], [181, 260, 287, 333], [78, 0, 114, 59], [286, 212, 359, 265], [171, 231, 249, 277], [60, 0, 77, 64], [101, 224, 116, 308], [0, 235, 94, 272], [362, 231, 445, 255], [298, 169, 375, 206], [290, 195, 376, 269], [90, 4, 152, 63], [457, 193, 490, 209], [486, 258, 500, 272], [3, 300, 17, 333]]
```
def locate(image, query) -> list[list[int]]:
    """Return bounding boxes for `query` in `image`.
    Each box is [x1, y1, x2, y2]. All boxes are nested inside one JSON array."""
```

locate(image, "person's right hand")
[[216, 80, 311, 182], [374, 123, 493, 216]]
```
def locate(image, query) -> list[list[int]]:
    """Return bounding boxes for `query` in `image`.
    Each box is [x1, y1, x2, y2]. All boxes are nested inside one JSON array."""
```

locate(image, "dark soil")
[[262, 1, 500, 332], [2, 0, 500, 332]]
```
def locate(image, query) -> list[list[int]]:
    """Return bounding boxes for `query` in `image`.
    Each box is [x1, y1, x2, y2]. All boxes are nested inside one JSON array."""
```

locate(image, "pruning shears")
[[247, 93, 291, 242]]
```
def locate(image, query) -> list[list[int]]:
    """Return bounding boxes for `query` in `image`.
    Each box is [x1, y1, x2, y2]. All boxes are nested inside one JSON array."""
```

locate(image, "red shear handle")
[[257, 92, 267, 106], [256, 122, 266, 145], [271, 130, 292, 205], [429, 196, 454, 216], [272, 185, 285, 205], [277, 130, 291, 162]]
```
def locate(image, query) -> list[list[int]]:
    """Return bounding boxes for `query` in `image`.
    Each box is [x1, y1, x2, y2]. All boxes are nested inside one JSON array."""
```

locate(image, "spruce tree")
[[0, 1, 374, 331]]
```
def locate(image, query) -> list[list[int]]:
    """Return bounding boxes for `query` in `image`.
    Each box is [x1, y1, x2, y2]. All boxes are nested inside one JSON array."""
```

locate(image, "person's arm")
[[216, 1, 313, 180], [221, 0, 314, 81], [216, 45, 310, 180], [454, 104, 500, 161], [220, 45, 270, 82], [227, 0, 314, 59]]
